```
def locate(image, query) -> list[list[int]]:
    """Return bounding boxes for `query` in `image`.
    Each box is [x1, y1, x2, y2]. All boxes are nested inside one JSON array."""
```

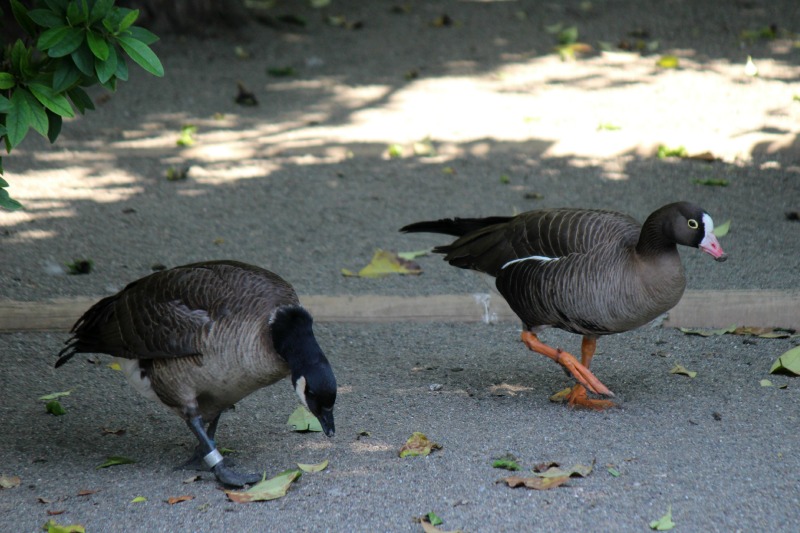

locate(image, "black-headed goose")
[[56, 260, 337, 486], [401, 202, 726, 409]]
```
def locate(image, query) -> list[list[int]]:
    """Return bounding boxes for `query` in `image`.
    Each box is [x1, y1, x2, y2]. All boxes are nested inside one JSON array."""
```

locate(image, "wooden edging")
[[0, 291, 797, 333]]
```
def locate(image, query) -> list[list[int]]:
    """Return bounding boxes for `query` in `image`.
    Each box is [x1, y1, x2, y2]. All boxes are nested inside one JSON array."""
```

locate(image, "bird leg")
[[184, 411, 262, 487], [558, 337, 617, 410], [520, 331, 614, 398], [177, 412, 223, 471]]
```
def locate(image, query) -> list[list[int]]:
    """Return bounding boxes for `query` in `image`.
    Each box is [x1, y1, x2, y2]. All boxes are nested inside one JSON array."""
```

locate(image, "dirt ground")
[[1, 1, 799, 531]]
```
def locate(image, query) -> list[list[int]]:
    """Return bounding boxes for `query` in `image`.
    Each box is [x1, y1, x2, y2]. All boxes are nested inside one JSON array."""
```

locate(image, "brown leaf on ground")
[[166, 495, 194, 505], [101, 428, 126, 436], [399, 432, 442, 458], [0, 475, 21, 489], [46, 510, 66, 516], [76, 489, 98, 496], [501, 475, 570, 490]]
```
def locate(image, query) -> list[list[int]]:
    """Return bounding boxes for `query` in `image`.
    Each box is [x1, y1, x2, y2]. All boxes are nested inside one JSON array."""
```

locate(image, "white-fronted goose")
[[56, 260, 337, 486], [401, 202, 726, 409]]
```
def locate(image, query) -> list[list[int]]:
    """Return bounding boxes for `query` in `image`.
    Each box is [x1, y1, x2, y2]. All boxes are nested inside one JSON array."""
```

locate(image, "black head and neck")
[[270, 305, 337, 437], [637, 201, 727, 262]]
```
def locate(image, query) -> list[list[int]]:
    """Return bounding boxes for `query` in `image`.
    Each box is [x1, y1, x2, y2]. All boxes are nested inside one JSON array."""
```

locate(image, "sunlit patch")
[[350, 441, 395, 453], [6, 229, 57, 243]]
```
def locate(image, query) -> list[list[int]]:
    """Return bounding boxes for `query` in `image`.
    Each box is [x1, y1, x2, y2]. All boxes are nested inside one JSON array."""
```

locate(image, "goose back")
[[57, 260, 301, 420]]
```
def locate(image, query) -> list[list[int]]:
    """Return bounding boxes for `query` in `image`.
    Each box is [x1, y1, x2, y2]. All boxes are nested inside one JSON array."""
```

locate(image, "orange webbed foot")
[[520, 331, 614, 398], [550, 384, 617, 411]]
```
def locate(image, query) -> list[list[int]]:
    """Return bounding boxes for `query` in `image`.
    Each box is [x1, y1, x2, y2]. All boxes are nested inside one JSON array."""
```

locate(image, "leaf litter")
[[669, 363, 697, 378], [769, 346, 800, 376], [287, 405, 322, 432], [399, 432, 442, 458], [342, 249, 423, 278], [500, 459, 594, 491], [297, 460, 329, 473], [225, 469, 302, 503]]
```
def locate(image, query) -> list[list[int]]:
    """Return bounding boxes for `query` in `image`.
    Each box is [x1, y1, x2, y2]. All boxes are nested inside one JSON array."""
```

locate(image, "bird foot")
[[550, 384, 617, 411], [520, 331, 614, 397], [212, 462, 263, 487], [175, 446, 237, 471]]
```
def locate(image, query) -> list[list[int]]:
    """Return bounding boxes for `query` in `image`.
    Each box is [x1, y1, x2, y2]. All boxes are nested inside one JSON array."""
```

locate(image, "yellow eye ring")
[[688, 219, 699, 229]]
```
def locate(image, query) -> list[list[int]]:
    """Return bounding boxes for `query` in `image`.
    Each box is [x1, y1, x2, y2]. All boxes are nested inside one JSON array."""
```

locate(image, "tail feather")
[[400, 216, 511, 237]]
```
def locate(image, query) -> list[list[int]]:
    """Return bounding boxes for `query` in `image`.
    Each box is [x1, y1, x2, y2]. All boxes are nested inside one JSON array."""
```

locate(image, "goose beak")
[[316, 409, 335, 438], [700, 233, 727, 262]]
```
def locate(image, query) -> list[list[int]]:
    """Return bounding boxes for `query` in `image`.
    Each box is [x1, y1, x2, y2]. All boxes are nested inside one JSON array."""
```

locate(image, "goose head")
[[644, 202, 727, 262], [270, 306, 337, 437]]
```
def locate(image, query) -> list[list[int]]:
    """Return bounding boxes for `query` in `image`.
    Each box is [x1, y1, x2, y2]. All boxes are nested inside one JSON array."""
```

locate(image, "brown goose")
[[401, 202, 726, 409], [56, 260, 336, 486]]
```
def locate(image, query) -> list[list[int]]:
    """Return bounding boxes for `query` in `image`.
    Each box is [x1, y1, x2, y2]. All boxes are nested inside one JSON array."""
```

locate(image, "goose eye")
[[687, 219, 699, 229]]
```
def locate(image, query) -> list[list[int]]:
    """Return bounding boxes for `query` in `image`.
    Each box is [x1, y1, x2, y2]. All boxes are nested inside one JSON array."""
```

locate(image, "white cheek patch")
[[702, 213, 714, 236], [502, 255, 559, 270], [294, 376, 309, 408]]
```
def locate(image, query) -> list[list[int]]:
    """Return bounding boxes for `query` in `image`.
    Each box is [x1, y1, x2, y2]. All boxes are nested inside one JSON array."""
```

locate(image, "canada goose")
[[401, 202, 726, 409], [56, 260, 337, 486]]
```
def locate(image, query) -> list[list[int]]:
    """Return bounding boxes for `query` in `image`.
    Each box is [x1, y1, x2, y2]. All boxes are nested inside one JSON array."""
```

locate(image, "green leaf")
[[10, 0, 38, 36], [0, 72, 14, 90], [39, 390, 72, 401], [96, 455, 136, 469], [656, 145, 688, 159], [426, 512, 443, 527], [70, 42, 96, 76], [607, 467, 621, 477], [297, 460, 329, 473], [95, 45, 118, 84], [66, 0, 85, 25], [6, 90, 33, 148], [46, 110, 63, 143], [397, 249, 430, 260], [89, 0, 114, 23], [130, 496, 146, 503], [760, 379, 774, 387], [224, 469, 301, 503], [712, 219, 731, 237], [43, 27, 85, 57], [117, 36, 164, 77], [342, 249, 422, 278], [86, 30, 110, 60], [287, 405, 322, 432], [399, 432, 442, 458], [42, 519, 85, 533], [117, 8, 139, 32], [114, 53, 129, 81], [46, 400, 67, 415], [0, 188, 24, 211], [492, 458, 521, 471], [649, 506, 676, 530], [43, 0, 69, 16], [28, 83, 75, 118], [0, 95, 11, 113], [53, 61, 81, 93], [769, 346, 800, 376], [67, 87, 95, 114], [27, 8, 64, 28], [126, 26, 159, 45]]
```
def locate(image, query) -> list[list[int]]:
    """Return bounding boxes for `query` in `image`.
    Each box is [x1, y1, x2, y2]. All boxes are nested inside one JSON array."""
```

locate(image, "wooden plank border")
[[0, 291, 797, 333]]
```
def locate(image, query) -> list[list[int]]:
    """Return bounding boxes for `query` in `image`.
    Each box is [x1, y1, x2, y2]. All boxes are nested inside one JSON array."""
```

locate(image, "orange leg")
[[520, 332, 616, 409], [562, 337, 617, 410]]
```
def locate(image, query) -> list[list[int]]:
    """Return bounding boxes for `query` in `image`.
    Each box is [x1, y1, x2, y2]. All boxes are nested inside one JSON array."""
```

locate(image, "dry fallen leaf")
[[734, 326, 795, 339], [669, 363, 697, 378], [533, 460, 595, 478], [770, 346, 800, 376], [46, 510, 66, 516], [399, 432, 442, 458], [297, 460, 329, 473], [501, 475, 570, 490], [225, 469, 301, 503], [76, 489, 98, 496], [43, 519, 86, 533], [679, 325, 736, 336], [342, 249, 422, 278], [421, 519, 463, 533], [166, 495, 194, 505], [183, 475, 201, 484], [287, 405, 322, 432], [0, 474, 21, 489]]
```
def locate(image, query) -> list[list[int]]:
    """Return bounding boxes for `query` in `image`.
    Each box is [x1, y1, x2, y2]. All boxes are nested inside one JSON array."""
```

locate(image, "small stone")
[[429, 383, 443, 392]]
